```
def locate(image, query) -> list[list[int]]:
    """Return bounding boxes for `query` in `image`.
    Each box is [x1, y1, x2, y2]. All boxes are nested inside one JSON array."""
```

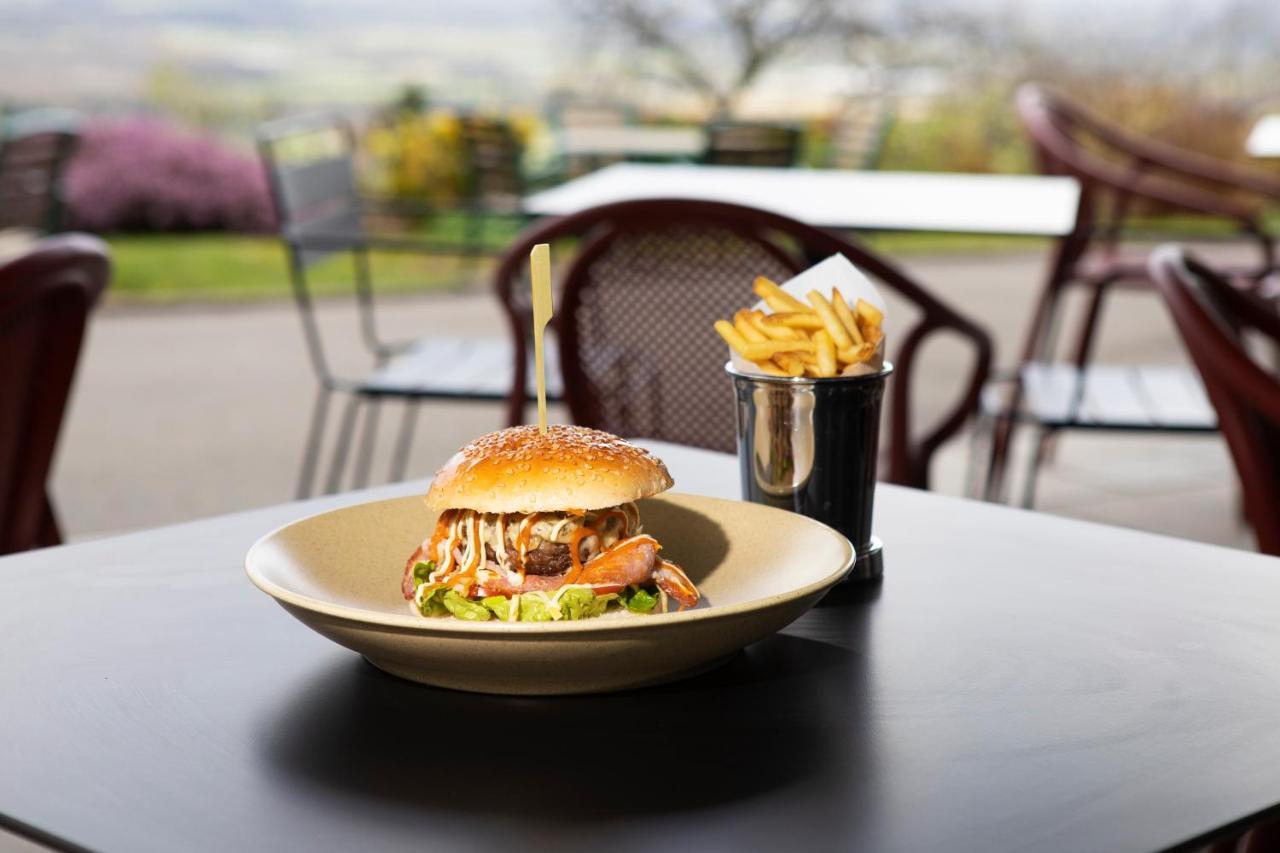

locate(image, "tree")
[[576, 0, 878, 117]]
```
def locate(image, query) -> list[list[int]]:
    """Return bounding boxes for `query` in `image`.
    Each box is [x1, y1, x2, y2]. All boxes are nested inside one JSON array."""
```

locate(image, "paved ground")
[[51, 245, 1253, 553]]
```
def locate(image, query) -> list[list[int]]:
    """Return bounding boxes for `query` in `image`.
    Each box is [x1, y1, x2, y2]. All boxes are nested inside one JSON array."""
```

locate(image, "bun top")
[[426, 424, 674, 514]]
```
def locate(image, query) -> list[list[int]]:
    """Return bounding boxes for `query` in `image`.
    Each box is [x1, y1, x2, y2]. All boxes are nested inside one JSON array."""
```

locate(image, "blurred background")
[[3, 0, 1279, 549]]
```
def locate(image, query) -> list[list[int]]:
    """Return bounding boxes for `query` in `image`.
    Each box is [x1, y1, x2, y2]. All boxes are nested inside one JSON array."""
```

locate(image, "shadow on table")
[[264, 629, 870, 820]]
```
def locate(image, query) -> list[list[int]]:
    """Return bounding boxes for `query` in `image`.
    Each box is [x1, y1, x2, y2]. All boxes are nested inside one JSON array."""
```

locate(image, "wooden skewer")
[[529, 243, 553, 435]]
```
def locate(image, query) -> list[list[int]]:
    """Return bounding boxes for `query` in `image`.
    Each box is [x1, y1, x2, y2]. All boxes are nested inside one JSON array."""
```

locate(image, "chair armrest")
[[1128, 139, 1280, 202], [1118, 170, 1264, 229], [1079, 115, 1280, 201]]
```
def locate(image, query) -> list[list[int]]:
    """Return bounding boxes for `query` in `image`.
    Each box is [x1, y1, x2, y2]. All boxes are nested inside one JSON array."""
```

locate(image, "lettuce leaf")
[[442, 590, 491, 621], [559, 587, 616, 620], [416, 585, 451, 617], [619, 585, 660, 613], [519, 594, 556, 622], [423, 588, 620, 621], [412, 560, 435, 585], [482, 595, 514, 620]]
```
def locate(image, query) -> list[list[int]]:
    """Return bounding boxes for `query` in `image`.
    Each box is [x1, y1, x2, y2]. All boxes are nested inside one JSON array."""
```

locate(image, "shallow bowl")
[[246, 492, 853, 694]]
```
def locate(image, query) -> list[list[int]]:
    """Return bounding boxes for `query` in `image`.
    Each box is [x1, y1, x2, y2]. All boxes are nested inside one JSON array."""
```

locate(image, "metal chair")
[[0, 109, 80, 233], [1150, 245, 1280, 557], [493, 198, 993, 489], [702, 123, 801, 168], [0, 233, 109, 554], [257, 113, 560, 498], [979, 84, 1280, 503]]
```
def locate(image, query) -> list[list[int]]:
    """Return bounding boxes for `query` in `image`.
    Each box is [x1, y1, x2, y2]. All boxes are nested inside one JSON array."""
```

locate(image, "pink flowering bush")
[[64, 119, 276, 233]]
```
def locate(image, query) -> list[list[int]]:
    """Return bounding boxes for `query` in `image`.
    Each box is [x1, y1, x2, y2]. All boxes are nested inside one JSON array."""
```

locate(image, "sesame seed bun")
[[425, 424, 674, 514]]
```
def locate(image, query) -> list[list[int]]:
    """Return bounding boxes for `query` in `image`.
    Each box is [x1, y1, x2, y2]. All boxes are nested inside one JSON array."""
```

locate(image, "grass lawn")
[[106, 233, 501, 302], [103, 213, 1262, 302], [105, 213, 525, 302], [106, 231, 1046, 302]]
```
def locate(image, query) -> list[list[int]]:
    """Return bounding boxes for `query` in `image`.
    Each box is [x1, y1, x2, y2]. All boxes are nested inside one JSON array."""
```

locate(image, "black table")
[[3, 441, 1280, 853]]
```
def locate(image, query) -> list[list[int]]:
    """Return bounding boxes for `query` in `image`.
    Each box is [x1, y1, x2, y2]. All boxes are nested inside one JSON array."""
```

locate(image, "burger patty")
[[485, 541, 572, 576]]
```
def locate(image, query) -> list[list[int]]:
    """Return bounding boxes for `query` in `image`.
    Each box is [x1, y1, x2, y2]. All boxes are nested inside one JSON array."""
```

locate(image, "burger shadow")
[[637, 498, 729, 586], [263, 630, 863, 820]]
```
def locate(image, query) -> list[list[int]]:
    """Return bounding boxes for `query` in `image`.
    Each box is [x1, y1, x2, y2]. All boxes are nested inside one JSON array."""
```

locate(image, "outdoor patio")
[[56, 244, 1251, 549], [7, 2, 1280, 851]]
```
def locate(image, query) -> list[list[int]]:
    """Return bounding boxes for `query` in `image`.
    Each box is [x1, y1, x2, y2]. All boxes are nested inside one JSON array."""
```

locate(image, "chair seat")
[[1072, 254, 1266, 290], [360, 336, 564, 401], [982, 363, 1217, 431]]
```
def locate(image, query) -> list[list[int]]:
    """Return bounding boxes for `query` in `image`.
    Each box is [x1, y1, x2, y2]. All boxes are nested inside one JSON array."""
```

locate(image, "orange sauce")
[[424, 510, 454, 563], [515, 513, 544, 561], [563, 523, 597, 584]]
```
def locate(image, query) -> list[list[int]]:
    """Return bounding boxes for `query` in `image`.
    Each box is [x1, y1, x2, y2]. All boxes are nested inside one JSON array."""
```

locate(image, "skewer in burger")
[[403, 424, 700, 622]]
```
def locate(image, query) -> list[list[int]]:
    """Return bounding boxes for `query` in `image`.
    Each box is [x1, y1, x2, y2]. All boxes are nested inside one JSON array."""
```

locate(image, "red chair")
[[0, 234, 109, 554], [493, 198, 993, 489], [981, 84, 1280, 502], [1149, 245, 1280, 557]]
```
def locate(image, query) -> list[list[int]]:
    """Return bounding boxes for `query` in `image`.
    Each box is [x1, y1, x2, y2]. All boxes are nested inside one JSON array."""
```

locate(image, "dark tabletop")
[[3, 442, 1280, 853]]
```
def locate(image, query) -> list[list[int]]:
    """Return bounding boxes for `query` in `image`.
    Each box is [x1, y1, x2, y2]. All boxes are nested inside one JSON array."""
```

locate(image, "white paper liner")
[[728, 254, 888, 378]]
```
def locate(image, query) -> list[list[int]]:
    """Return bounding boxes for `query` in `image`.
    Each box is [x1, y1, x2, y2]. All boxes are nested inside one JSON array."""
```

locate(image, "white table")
[[525, 163, 1082, 236], [1246, 115, 1280, 157], [558, 126, 705, 159]]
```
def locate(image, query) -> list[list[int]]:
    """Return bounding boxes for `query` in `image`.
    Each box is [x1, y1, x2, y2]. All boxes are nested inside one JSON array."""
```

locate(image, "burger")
[[402, 424, 700, 622]]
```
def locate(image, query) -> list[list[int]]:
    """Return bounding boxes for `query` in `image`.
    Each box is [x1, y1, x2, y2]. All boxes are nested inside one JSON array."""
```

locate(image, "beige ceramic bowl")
[[246, 492, 853, 695]]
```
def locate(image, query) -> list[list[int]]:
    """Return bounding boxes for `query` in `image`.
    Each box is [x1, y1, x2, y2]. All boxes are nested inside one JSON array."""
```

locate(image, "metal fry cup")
[[726, 361, 893, 582]]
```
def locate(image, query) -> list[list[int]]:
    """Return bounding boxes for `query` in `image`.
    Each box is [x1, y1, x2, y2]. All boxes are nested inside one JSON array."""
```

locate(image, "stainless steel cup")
[[727, 361, 893, 581]]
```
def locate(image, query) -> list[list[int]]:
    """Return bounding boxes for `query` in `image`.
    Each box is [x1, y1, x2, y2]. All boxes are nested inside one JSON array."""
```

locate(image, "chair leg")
[[1071, 278, 1116, 370], [390, 398, 422, 483], [352, 398, 381, 489], [988, 239, 1080, 504], [982, 414, 1013, 502], [965, 411, 993, 500], [1038, 277, 1115, 468], [296, 387, 332, 500], [325, 396, 363, 495], [1021, 427, 1053, 509], [993, 267, 1075, 499]]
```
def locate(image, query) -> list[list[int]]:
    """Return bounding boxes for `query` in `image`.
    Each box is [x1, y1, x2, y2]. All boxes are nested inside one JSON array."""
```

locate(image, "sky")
[[0, 0, 1273, 113]]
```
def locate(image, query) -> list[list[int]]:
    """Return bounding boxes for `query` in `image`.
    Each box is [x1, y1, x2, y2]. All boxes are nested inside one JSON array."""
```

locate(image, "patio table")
[[1246, 114, 1280, 157], [3, 440, 1280, 852], [524, 163, 1082, 236]]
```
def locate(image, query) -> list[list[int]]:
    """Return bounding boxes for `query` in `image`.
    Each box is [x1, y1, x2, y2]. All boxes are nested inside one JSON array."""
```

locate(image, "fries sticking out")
[[807, 290, 854, 352], [716, 276, 886, 378], [831, 287, 863, 346], [753, 276, 808, 313]]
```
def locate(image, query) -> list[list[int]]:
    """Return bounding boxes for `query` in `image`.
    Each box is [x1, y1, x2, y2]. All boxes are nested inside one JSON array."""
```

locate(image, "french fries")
[[807, 290, 854, 351], [831, 287, 864, 346], [715, 278, 885, 378], [770, 312, 825, 331], [813, 329, 837, 377], [753, 276, 808, 312], [772, 351, 807, 377], [856, 298, 883, 328], [742, 340, 813, 360], [733, 310, 768, 344], [749, 311, 799, 341]]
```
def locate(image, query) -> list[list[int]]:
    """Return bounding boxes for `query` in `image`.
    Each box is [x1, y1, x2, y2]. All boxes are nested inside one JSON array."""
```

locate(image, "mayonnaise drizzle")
[[494, 513, 508, 569], [418, 504, 645, 595]]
